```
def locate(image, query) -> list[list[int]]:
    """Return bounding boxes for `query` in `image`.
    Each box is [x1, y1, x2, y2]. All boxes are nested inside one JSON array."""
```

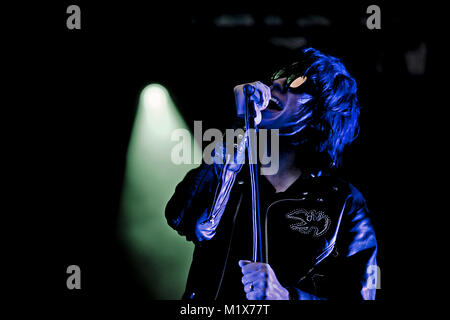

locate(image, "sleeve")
[[165, 124, 247, 243], [287, 184, 378, 300], [339, 184, 378, 300], [165, 162, 219, 242]]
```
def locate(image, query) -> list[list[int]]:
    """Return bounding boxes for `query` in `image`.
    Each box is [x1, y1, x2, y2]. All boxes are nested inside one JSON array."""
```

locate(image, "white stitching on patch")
[[285, 208, 331, 237]]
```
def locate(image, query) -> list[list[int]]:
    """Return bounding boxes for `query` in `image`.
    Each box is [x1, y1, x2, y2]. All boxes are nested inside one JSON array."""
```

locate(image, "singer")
[[165, 48, 378, 300]]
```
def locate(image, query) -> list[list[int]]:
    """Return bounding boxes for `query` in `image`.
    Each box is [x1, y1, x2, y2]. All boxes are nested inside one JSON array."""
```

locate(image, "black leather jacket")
[[165, 146, 377, 300]]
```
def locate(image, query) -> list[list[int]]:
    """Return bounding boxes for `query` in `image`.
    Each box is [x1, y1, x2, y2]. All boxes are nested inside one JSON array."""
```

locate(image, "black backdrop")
[[9, 0, 438, 316]]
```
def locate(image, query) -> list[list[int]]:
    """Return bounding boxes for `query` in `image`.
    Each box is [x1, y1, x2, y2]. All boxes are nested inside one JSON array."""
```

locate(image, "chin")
[[260, 117, 283, 130], [258, 120, 272, 129], [260, 115, 279, 129], [259, 122, 281, 130]]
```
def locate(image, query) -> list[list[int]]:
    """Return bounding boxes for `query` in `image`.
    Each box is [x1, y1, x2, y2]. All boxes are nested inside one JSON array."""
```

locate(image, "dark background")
[[9, 0, 438, 315]]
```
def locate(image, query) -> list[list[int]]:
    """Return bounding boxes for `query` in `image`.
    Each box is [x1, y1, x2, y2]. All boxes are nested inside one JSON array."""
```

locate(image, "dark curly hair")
[[271, 47, 360, 167]]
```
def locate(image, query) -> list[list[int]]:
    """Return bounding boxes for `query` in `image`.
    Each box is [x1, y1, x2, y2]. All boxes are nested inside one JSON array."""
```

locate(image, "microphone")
[[237, 82, 270, 125], [243, 84, 256, 96], [243, 84, 257, 119]]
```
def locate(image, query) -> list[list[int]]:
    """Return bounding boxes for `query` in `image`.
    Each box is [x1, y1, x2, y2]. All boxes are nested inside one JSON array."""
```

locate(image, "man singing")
[[165, 48, 378, 300]]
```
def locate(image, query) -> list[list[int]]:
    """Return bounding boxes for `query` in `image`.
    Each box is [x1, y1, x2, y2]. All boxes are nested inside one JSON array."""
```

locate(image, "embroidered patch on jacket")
[[285, 209, 331, 237]]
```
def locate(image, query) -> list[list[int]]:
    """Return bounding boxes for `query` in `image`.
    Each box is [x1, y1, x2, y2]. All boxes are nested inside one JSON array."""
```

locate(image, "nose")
[[270, 78, 287, 93]]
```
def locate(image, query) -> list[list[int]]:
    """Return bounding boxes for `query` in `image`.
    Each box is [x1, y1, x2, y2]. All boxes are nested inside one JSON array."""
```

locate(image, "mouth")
[[268, 96, 283, 111]]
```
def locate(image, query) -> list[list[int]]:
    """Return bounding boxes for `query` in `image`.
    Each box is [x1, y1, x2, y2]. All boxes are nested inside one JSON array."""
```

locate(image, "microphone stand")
[[243, 85, 263, 263]]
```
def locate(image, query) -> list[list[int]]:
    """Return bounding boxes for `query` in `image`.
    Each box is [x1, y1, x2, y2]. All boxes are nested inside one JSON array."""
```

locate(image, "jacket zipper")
[[214, 191, 244, 300]]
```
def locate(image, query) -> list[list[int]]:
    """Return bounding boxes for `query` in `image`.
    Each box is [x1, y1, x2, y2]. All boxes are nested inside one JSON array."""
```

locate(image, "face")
[[259, 77, 314, 135]]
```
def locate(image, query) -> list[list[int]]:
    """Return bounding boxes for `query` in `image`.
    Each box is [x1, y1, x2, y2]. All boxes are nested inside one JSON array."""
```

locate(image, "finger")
[[243, 282, 253, 293], [249, 88, 262, 105], [243, 278, 265, 293], [242, 271, 267, 285], [240, 262, 265, 275], [251, 279, 266, 290], [238, 260, 252, 268], [246, 289, 266, 300], [246, 291, 258, 300], [242, 272, 258, 285], [262, 85, 271, 110], [261, 84, 270, 108], [256, 90, 264, 107], [255, 82, 265, 106], [241, 261, 268, 272]]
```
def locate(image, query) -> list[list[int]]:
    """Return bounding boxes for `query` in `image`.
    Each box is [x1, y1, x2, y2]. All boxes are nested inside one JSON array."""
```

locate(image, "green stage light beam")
[[120, 84, 200, 299]]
